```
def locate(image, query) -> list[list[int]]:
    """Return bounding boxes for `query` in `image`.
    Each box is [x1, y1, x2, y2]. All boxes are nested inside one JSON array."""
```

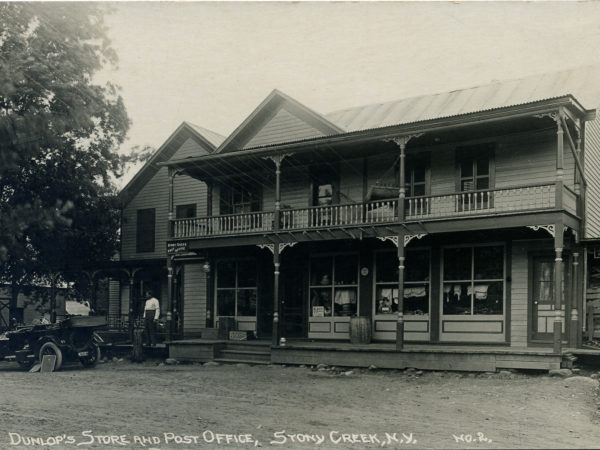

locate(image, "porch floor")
[[167, 338, 564, 371]]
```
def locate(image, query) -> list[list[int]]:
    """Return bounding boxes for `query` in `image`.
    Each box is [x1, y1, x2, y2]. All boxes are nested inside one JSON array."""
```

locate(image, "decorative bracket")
[[384, 133, 424, 150], [533, 111, 560, 125], [404, 233, 427, 247], [257, 242, 297, 254], [527, 225, 556, 238], [377, 236, 399, 247], [262, 153, 293, 166]]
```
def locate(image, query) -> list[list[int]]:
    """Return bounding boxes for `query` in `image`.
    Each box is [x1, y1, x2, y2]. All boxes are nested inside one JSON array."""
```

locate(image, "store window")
[[443, 245, 504, 315], [309, 255, 358, 317], [375, 249, 430, 315], [216, 260, 257, 317]]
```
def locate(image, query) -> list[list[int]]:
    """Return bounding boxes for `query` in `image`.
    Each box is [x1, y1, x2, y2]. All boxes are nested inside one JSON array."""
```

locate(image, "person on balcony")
[[143, 290, 160, 347]]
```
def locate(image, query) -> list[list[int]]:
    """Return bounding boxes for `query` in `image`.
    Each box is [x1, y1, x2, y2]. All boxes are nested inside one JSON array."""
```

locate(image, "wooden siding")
[[183, 264, 207, 335], [585, 115, 600, 238], [122, 140, 208, 261], [495, 131, 574, 190], [243, 105, 326, 149], [280, 166, 310, 209], [429, 148, 455, 195], [367, 153, 397, 189]]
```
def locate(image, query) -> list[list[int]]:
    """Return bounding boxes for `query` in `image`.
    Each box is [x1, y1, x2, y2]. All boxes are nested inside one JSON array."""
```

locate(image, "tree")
[[0, 3, 130, 323]]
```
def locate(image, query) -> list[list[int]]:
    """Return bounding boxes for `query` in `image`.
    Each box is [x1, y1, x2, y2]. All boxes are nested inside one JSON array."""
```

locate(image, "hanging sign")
[[167, 241, 189, 255]]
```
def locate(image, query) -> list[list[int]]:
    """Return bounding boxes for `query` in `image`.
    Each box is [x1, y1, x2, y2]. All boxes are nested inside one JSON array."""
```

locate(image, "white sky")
[[99, 1, 600, 185]]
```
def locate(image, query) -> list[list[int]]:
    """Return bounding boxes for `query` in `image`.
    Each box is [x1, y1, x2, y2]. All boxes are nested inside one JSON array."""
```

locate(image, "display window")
[[375, 249, 430, 315], [442, 245, 504, 315], [309, 254, 359, 317]]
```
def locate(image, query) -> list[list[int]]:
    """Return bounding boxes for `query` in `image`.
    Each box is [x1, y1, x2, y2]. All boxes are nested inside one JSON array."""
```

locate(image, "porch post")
[[272, 244, 281, 346], [128, 275, 135, 340], [555, 111, 564, 210], [398, 140, 406, 222], [167, 257, 173, 342], [553, 223, 564, 354], [274, 156, 282, 231], [396, 234, 406, 350], [570, 252, 580, 347]]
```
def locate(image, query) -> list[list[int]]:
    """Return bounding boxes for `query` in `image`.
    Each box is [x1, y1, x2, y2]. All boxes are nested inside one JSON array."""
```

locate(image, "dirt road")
[[0, 359, 599, 449]]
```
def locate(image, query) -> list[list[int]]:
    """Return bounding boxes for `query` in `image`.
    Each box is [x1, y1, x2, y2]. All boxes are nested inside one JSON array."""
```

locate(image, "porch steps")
[[214, 342, 271, 365]]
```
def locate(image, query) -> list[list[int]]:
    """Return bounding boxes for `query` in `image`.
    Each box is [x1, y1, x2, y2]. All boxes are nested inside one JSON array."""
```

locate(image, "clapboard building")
[[111, 66, 600, 370]]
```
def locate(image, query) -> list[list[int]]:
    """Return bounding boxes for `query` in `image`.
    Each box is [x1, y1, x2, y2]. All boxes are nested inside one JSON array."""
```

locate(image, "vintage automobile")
[[0, 315, 105, 371]]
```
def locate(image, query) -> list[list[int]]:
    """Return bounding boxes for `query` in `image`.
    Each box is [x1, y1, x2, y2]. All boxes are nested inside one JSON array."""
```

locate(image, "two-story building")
[[113, 66, 600, 371]]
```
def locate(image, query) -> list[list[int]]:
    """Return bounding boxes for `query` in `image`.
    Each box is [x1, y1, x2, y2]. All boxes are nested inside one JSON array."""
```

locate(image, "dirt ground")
[[1, 358, 599, 450]]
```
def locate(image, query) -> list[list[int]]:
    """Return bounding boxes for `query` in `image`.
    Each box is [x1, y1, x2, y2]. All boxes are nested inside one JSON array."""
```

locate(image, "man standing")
[[143, 290, 160, 347]]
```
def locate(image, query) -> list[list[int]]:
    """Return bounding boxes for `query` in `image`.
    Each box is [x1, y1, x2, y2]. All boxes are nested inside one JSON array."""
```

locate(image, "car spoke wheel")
[[79, 344, 101, 367], [38, 341, 63, 371]]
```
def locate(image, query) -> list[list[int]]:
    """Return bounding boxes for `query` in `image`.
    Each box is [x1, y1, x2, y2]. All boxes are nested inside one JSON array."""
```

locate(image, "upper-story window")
[[456, 143, 494, 210], [311, 165, 339, 207], [136, 208, 155, 253], [176, 203, 196, 219], [457, 143, 494, 192], [405, 154, 430, 198], [220, 183, 261, 215]]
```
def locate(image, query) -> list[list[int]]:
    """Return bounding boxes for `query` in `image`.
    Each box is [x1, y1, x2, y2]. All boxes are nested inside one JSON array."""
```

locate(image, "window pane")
[[476, 155, 489, 176], [473, 281, 503, 315], [217, 290, 235, 316], [376, 286, 398, 314], [476, 177, 489, 190], [334, 288, 357, 316], [237, 260, 257, 287], [310, 288, 332, 317], [237, 289, 257, 316], [534, 261, 554, 304], [413, 184, 426, 197], [461, 179, 474, 192], [443, 282, 471, 314], [176, 204, 196, 219], [335, 255, 358, 285], [217, 261, 236, 288], [311, 257, 332, 286], [404, 284, 429, 315], [413, 166, 426, 183], [376, 252, 397, 283], [406, 250, 429, 282], [461, 160, 473, 178], [443, 247, 471, 280], [474, 246, 503, 279]]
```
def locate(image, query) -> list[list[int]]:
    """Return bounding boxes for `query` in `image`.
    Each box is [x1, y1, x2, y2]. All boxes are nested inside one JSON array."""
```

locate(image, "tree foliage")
[[0, 3, 130, 321]]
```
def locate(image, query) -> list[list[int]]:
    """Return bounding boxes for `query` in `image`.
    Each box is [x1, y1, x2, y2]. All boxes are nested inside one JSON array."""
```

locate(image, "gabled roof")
[[216, 89, 345, 154], [325, 65, 600, 133], [119, 122, 225, 206]]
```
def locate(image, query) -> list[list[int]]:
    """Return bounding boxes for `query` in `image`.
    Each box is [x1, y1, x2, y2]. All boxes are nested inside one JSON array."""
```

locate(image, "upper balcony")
[[170, 182, 578, 239]]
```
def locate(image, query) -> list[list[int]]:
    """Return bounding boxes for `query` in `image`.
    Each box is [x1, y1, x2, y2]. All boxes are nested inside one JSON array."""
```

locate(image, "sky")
[[97, 1, 600, 186]]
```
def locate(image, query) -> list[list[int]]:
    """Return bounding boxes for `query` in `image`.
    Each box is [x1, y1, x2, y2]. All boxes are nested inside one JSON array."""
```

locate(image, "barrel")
[[349, 316, 372, 344]]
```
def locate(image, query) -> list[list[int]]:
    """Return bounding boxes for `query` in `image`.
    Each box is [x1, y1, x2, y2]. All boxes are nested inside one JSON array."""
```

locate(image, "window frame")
[[404, 153, 431, 198], [441, 242, 506, 317], [373, 248, 431, 317], [176, 203, 197, 219], [136, 208, 156, 253], [455, 143, 495, 193], [308, 252, 359, 318], [214, 258, 258, 318], [219, 182, 262, 215]]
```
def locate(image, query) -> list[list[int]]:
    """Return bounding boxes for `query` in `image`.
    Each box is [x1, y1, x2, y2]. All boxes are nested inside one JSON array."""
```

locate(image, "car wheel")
[[79, 344, 101, 367], [38, 341, 63, 371]]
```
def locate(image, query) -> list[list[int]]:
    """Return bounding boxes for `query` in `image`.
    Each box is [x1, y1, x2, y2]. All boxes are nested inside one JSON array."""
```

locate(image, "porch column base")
[[396, 318, 404, 351]]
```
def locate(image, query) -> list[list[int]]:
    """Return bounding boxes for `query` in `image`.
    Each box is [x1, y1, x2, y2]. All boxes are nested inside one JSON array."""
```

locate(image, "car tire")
[[79, 344, 101, 367], [38, 341, 63, 371]]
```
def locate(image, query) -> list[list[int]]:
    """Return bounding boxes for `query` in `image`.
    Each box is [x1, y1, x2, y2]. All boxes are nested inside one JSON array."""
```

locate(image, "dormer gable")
[[216, 89, 345, 154]]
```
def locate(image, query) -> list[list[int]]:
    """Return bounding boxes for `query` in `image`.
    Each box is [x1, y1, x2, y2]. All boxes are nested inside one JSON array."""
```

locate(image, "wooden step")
[[213, 358, 271, 365], [218, 349, 271, 362]]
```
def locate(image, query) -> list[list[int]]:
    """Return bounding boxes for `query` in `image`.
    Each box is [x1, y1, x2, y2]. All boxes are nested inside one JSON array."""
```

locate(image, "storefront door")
[[530, 255, 565, 342]]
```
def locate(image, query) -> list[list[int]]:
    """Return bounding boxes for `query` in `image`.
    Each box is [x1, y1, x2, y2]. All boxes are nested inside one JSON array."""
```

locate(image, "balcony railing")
[[171, 183, 564, 239]]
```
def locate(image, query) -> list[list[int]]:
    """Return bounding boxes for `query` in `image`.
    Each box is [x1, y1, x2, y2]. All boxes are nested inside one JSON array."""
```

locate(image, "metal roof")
[[185, 121, 226, 148], [325, 66, 600, 133]]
